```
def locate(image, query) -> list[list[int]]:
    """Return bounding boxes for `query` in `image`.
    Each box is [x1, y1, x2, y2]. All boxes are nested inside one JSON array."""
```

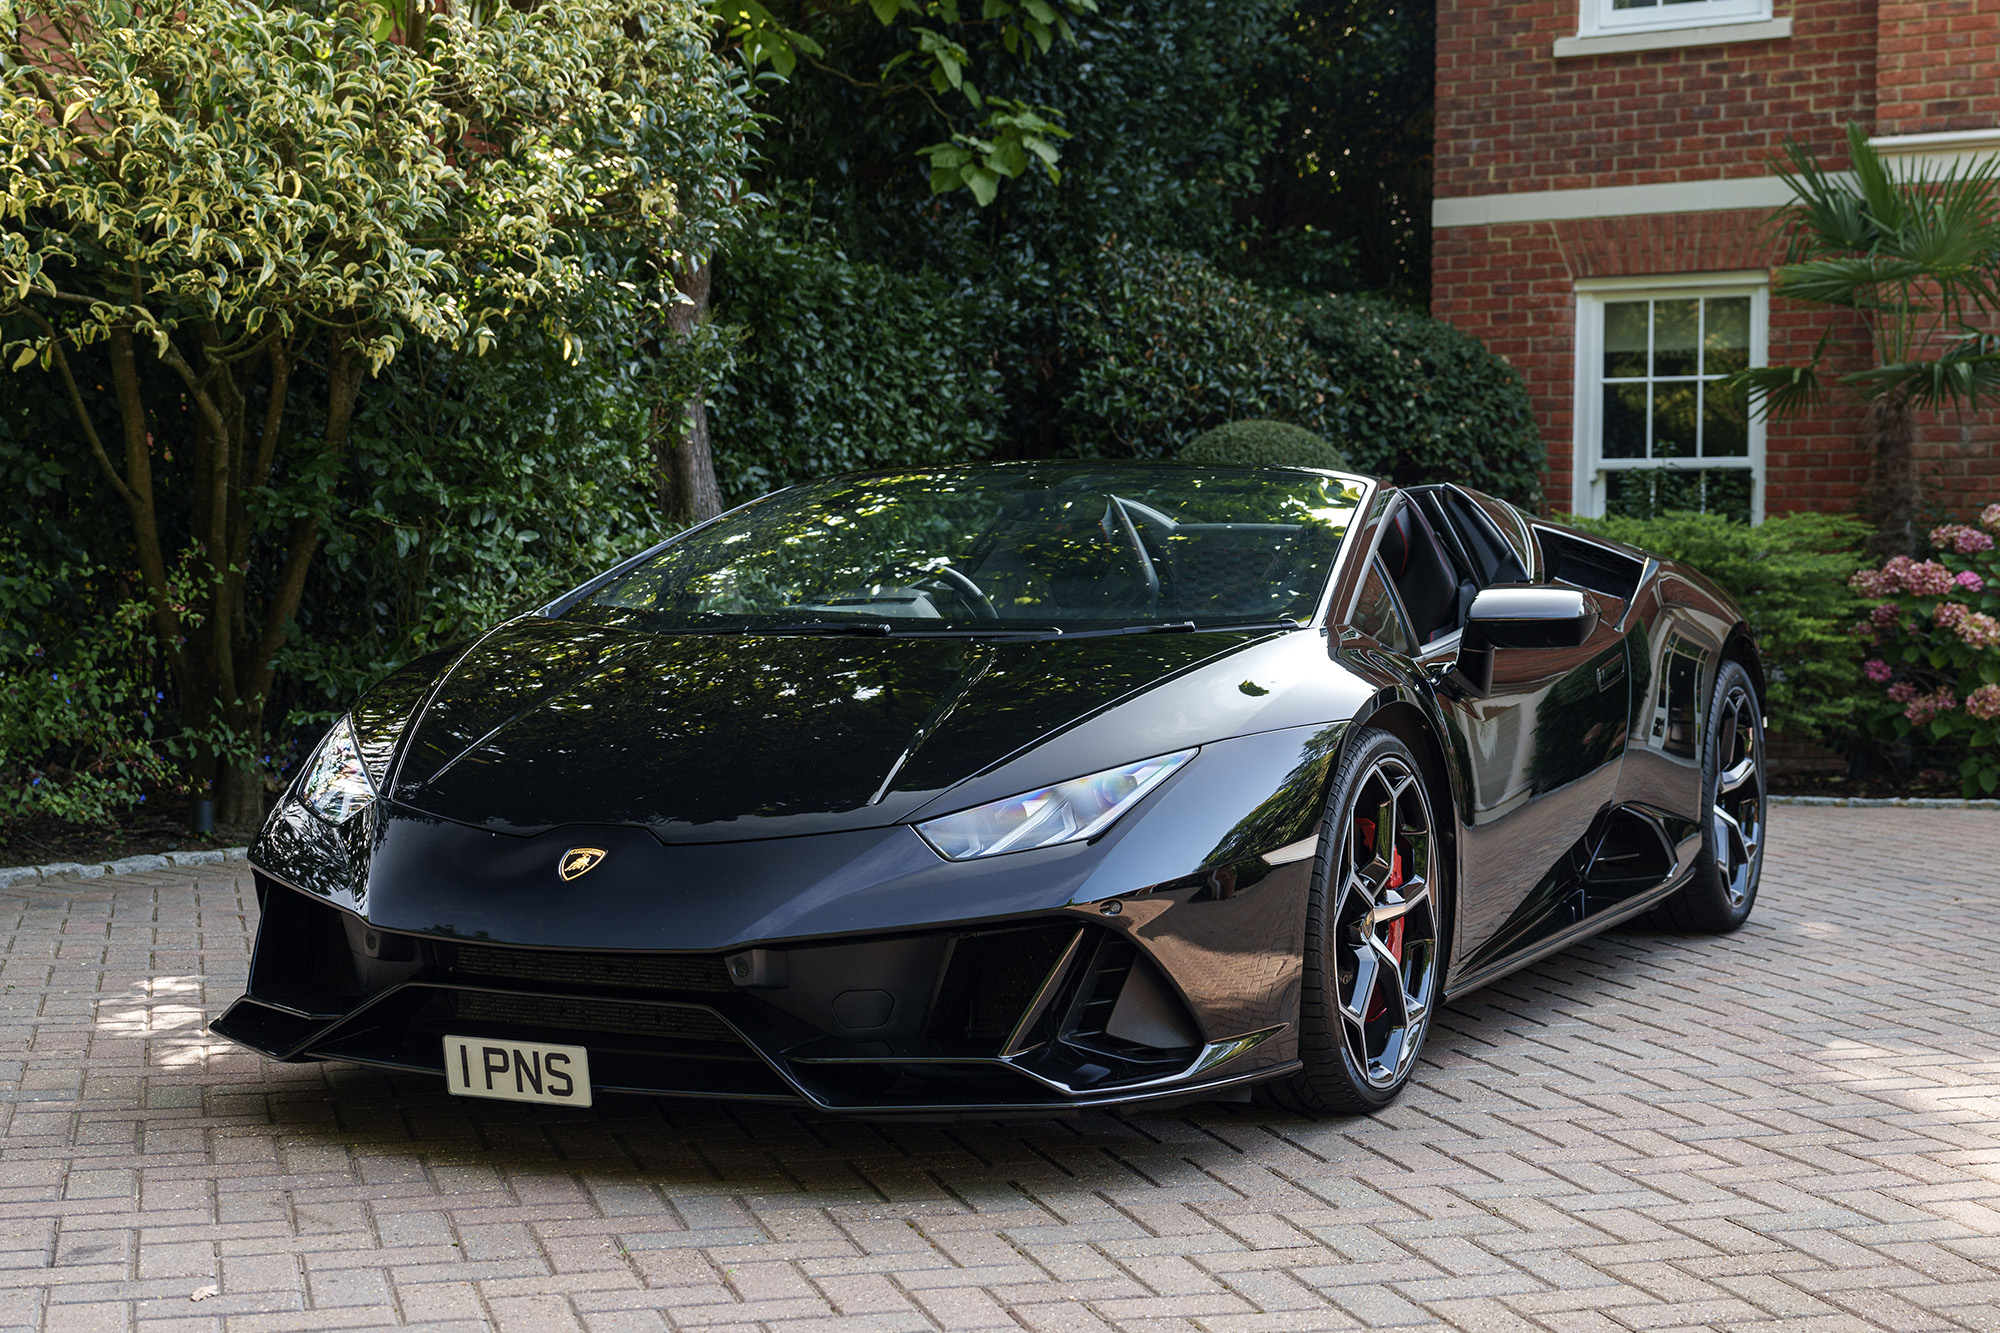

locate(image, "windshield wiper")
[[1058, 620, 1304, 640], [731, 621, 895, 636]]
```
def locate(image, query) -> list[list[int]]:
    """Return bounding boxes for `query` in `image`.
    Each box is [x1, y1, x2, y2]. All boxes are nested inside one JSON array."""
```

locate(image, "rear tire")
[[1651, 658, 1766, 933], [1266, 728, 1445, 1116]]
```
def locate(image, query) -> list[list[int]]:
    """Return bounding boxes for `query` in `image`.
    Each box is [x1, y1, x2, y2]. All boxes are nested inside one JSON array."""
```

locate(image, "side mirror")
[[1451, 585, 1601, 698]]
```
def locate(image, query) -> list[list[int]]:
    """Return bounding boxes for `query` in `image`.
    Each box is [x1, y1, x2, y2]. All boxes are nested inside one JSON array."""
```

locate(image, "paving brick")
[[0, 812, 1997, 1331]]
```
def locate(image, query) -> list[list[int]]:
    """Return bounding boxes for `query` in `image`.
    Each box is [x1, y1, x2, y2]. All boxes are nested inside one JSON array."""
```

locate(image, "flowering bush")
[[1852, 510, 2000, 794]]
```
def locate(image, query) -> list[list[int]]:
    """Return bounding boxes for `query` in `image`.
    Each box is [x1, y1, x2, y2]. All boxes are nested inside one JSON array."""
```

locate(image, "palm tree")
[[1742, 122, 2000, 557]]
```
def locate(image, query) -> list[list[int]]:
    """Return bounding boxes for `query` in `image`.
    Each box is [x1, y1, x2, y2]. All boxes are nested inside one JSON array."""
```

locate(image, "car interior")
[[1376, 486, 1532, 646]]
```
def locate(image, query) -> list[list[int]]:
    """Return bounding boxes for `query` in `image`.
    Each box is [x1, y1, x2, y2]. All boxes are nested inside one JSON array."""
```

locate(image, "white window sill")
[[1554, 16, 1790, 58]]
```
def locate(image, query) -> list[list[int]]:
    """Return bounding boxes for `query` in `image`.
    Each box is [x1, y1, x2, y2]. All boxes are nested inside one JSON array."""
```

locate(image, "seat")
[[1378, 503, 1469, 644]]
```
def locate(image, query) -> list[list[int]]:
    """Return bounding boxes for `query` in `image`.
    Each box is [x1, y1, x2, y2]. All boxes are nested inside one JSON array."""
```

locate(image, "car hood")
[[387, 617, 1281, 841]]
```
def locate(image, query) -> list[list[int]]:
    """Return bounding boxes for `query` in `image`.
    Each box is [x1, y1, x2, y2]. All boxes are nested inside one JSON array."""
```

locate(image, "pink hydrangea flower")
[[1967, 683, 2000, 721], [1871, 601, 1901, 627], [1887, 681, 1920, 704], [1906, 689, 1959, 725], [1936, 601, 1969, 629], [1957, 611, 2000, 650], [1930, 523, 1996, 554], [1983, 503, 2000, 534], [1864, 658, 1893, 683], [1958, 569, 1986, 593], [1905, 561, 1956, 596]]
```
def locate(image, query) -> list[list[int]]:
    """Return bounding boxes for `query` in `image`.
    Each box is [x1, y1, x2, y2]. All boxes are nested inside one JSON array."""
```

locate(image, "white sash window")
[[1573, 276, 1768, 523]]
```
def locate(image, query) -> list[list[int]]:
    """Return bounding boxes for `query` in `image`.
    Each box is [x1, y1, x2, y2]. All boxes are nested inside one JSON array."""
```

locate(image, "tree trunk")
[[656, 259, 724, 525], [1863, 387, 1919, 560], [215, 751, 266, 830]]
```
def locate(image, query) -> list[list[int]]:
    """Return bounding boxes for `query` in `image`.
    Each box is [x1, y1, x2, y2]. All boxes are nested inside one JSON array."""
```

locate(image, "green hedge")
[[707, 237, 1003, 504], [1568, 509, 1871, 742], [1053, 245, 1341, 459], [1297, 294, 1544, 507]]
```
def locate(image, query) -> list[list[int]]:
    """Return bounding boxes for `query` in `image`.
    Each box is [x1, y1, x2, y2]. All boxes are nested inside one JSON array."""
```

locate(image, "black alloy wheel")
[[1270, 728, 1445, 1115], [1653, 658, 1766, 933]]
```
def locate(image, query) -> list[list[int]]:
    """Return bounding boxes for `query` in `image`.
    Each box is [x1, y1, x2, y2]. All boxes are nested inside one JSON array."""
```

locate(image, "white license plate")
[[444, 1035, 593, 1107]]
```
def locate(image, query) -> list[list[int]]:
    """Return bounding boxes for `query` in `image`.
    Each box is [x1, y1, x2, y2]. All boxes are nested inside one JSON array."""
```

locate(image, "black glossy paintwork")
[[391, 618, 1275, 840], [231, 464, 1768, 1112]]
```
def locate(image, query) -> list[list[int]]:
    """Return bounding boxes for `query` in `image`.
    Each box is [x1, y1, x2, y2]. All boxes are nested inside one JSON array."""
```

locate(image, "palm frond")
[[1773, 134, 1874, 259], [1849, 342, 2000, 412], [1729, 362, 1827, 422], [1774, 255, 1935, 308], [1844, 122, 1909, 238]]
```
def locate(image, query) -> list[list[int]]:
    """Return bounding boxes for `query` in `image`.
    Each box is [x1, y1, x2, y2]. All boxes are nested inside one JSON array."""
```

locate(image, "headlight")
[[917, 750, 1194, 860], [295, 716, 377, 824]]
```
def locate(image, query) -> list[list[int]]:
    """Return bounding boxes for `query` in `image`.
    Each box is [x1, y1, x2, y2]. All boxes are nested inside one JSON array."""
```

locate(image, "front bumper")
[[211, 879, 1296, 1113]]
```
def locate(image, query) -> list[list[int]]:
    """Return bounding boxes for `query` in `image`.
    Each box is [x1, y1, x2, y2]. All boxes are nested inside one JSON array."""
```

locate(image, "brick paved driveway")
[[3, 806, 1998, 1333]]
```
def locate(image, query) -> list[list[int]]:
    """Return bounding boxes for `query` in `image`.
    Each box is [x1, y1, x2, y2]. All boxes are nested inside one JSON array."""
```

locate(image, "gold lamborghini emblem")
[[559, 847, 608, 881]]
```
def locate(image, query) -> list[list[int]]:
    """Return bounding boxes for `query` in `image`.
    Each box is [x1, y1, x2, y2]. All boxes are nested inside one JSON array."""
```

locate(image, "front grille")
[[438, 943, 735, 995], [451, 990, 737, 1044], [925, 923, 1081, 1044]]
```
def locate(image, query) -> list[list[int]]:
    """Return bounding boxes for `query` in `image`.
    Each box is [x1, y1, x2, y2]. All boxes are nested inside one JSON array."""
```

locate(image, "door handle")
[[1597, 657, 1626, 692]]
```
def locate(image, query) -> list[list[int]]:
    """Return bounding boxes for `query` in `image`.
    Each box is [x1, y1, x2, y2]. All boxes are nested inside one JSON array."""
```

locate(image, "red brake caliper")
[[1356, 817, 1406, 1022]]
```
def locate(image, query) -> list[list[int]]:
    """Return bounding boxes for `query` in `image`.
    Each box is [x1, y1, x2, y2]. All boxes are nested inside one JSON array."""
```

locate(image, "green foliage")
[[716, 0, 1097, 205], [707, 234, 1003, 502], [1182, 420, 1348, 470], [0, 0, 753, 371], [1845, 509, 2000, 795], [1237, 0, 1435, 299], [1568, 509, 1872, 743], [1297, 294, 1543, 506], [282, 317, 671, 720], [0, 539, 173, 828], [1741, 124, 2000, 420], [0, 0, 754, 819], [1053, 246, 1339, 459], [747, 0, 1297, 277]]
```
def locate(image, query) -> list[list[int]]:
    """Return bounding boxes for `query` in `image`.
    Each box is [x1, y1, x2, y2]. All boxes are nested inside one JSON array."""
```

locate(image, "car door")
[[1409, 505, 1636, 978]]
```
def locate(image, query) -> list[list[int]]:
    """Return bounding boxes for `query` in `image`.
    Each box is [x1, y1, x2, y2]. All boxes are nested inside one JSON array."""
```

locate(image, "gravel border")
[[0, 846, 250, 889]]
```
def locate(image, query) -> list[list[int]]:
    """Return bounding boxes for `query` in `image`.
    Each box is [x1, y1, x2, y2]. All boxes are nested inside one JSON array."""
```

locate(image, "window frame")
[[1579, 0, 1771, 37], [1571, 274, 1770, 525]]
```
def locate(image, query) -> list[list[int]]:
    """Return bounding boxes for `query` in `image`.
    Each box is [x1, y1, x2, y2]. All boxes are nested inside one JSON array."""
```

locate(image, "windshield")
[[567, 463, 1367, 635]]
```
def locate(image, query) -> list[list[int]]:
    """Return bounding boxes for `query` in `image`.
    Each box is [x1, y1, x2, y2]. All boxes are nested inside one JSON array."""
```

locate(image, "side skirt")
[[1440, 868, 1692, 1003]]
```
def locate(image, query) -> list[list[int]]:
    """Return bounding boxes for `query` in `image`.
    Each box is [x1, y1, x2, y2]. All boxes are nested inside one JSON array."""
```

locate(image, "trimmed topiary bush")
[[1181, 419, 1348, 470], [1296, 294, 1544, 506]]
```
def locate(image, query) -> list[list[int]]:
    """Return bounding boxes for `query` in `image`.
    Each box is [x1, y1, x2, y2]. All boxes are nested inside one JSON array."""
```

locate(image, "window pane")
[[1704, 469, 1753, 522], [1611, 0, 1659, 8], [1606, 468, 1752, 522], [1654, 468, 1705, 513], [1604, 384, 1648, 458], [1604, 302, 1649, 378], [1350, 561, 1415, 655], [1702, 379, 1749, 457], [1653, 299, 1699, 377], [1604, 471, 1655, 519], [1652, 383, 1698, 458], [1704, 297, 1750, 375]]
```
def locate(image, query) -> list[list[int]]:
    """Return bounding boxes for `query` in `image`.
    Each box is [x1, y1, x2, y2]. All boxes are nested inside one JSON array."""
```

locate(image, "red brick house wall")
[[1432, 0, 2000, 520]]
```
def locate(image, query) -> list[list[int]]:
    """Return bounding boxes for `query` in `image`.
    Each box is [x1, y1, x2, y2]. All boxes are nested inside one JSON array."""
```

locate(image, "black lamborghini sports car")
[[215, 462, 1768, 1116]]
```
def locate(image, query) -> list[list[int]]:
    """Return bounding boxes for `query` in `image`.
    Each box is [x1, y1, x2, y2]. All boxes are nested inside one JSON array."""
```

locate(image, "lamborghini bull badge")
[[558, 847, 607, 881]]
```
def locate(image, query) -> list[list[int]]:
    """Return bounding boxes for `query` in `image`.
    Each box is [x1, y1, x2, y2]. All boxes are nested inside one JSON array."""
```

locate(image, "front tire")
[[1652, 658, 1766, 933], [1269, 728, 1445, 1115]]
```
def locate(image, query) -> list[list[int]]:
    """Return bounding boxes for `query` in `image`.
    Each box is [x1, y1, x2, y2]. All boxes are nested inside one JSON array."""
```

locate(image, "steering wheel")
[[871, 559, 999, 621]]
